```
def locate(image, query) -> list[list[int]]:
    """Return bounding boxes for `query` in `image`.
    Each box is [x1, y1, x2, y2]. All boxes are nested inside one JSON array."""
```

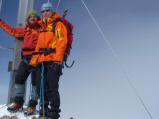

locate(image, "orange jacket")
[[0, 20, 40, 57], [30, 13, 68, 66]]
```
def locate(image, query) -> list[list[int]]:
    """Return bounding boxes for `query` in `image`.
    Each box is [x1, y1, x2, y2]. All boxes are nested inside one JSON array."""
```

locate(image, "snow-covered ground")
[[0, 104, 38, 119]]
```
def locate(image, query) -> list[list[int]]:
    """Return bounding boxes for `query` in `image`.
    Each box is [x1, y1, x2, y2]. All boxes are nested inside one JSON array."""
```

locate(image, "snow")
[[0, 104, 38, 119]]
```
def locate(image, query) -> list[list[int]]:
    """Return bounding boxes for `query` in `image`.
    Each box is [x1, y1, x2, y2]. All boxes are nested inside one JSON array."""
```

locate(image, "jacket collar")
[[38, 12, 61, 31]]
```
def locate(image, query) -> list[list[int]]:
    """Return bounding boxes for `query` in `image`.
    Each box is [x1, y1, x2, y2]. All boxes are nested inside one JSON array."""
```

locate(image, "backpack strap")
[[52, 10, 67, 32], [52, 19, 61, 33]]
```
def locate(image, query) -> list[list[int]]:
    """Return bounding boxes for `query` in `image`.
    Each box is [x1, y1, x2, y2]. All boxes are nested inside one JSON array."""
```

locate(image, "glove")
[[43, 48, 56, 56], [44, 48, 52, 56], [29, 57, 38, 67], [28, 65, 36, 72]]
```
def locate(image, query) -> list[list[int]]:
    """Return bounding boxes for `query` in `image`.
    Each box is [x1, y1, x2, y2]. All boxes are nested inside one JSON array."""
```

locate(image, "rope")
[[39, 63, 46, 119], [29, 79, 32, 100], [79, 0, 153, 119], [64, 60, 75, 68], [56, 0, 61, 12]]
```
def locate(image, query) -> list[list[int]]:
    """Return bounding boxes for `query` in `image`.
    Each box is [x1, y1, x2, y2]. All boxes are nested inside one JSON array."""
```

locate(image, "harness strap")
[[32, 48, 56, 55]]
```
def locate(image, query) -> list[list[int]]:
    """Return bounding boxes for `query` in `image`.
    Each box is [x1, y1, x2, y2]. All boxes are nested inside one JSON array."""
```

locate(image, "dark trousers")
[[15, 58, 36, 85], [14, 58, 38, 106], [36, 62, 62, 119]]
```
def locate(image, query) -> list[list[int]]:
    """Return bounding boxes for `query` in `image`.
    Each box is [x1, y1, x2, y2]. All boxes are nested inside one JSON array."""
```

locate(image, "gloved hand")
[[29, 57, 38, 67], [44, 48, 52, 56], [43, 48, 56, 56], [28, 65, 36, 72]]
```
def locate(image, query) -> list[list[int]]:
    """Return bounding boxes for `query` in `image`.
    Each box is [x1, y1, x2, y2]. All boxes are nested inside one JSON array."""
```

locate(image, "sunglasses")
[[41, 9, 51, 13]]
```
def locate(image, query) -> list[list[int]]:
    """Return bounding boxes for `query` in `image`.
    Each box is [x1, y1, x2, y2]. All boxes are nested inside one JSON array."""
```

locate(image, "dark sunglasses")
[[41, 9, 51, 13]]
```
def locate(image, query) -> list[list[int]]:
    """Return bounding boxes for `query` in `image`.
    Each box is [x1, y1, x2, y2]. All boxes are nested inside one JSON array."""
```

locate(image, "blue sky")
[[0, 0, 159, 119]]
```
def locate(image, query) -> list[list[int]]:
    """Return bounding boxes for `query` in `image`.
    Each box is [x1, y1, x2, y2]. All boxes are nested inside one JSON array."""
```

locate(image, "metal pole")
[[0, 0, 3, 14], [7, 0, 34, 104]]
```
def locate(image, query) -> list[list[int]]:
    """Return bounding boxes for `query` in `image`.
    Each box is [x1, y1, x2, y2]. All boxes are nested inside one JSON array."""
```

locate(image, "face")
[[28, 15, 38, 25], [41, 9, 52, 19]]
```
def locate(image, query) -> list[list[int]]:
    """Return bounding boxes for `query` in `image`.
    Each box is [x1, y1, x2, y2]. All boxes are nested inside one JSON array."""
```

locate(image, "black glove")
[[44, 48, 52, 56], [28, 65, 36, 72], [43, 48, 56, 56]]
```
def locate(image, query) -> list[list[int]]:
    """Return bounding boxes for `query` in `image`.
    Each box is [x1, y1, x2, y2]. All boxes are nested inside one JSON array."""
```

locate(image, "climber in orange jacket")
[[30, 2, 68, 119], [0, 10, 41, 115], [30, 11, 67, 66]]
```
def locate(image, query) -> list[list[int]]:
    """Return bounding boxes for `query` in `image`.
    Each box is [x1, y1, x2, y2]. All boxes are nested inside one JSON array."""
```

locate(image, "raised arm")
[[0, 19, 25, 38]]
